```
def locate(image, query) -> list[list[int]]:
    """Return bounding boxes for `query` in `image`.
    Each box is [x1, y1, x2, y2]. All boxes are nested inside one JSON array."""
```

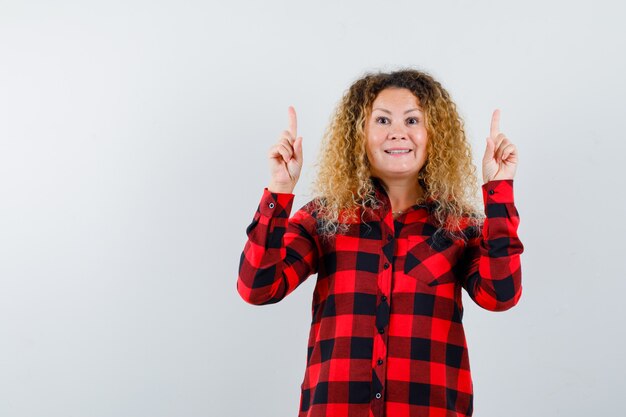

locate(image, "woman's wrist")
[[267, 182, 295, 194]]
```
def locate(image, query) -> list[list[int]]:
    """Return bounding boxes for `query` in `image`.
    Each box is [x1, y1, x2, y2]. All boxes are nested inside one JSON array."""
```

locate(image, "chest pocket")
[[403, 234, 463, 286]]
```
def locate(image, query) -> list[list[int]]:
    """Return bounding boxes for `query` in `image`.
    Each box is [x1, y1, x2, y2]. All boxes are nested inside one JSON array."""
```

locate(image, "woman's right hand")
[[267, 106, 303, 194]]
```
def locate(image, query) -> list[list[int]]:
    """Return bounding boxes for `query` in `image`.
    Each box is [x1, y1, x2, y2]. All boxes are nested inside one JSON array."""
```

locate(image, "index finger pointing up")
[[288, 106, 298, 139], [490, 108, 501, 138]]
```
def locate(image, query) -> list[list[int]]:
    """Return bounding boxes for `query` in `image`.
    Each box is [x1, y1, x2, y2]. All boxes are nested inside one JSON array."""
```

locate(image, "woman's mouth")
[[384, 149, 412, 154]]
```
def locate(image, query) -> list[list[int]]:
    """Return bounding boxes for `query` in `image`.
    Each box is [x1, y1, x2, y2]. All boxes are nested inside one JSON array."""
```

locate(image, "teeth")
[[385, 150, 411, 154]]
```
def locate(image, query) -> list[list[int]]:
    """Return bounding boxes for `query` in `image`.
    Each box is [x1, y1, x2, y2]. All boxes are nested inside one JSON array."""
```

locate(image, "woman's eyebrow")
[[373, 107, 423, 114]]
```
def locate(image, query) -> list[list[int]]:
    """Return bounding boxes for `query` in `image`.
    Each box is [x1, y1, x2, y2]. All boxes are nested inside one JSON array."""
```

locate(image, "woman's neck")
[[377, 177, 425, 214]]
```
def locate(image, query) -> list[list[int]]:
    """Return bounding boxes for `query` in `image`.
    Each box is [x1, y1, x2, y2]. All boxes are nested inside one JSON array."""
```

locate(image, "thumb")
[[293, 136, 303, 164]]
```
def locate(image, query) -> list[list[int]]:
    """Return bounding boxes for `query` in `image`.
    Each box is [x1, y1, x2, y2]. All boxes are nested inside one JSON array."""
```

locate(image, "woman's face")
[[365, 87, 428, 183]]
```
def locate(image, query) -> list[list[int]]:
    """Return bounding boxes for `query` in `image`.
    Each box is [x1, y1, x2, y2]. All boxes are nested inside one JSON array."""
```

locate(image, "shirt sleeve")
[[237, 188, 319, 306], [461, 179, 524, 311]]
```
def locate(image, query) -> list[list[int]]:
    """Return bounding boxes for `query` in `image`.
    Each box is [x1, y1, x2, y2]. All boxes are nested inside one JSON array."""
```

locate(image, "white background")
[[1, 1, 625, 416]]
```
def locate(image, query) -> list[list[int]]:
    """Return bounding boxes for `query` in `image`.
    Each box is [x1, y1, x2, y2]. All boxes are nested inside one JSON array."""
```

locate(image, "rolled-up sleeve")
[[237, 188, 319, 306], [461, 179, 524, 312]]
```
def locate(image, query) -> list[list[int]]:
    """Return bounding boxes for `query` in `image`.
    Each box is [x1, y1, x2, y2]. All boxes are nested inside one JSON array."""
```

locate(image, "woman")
[[237, 69, 523, 417]]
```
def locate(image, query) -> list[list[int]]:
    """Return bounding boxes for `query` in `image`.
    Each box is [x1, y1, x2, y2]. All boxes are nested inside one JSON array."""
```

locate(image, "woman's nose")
[[389, 123, 408, 140]]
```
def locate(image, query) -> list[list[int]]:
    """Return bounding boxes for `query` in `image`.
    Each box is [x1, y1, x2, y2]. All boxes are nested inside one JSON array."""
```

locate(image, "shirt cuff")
[[258, 188, 295, 218], [482, 179, 515, 205]]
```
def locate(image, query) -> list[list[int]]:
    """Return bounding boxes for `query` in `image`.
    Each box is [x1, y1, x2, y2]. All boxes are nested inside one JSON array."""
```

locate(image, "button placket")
[[371, 223, 393, 412]]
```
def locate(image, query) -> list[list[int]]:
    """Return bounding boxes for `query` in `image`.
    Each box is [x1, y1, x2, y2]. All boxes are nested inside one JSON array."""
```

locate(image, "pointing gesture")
[[268, 106, 304, 194], [482, 109, 518, 184]]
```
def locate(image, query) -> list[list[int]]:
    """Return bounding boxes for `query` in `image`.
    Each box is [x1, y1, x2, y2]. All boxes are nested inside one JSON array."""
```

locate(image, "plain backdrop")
[[1, 0, 625, 416]]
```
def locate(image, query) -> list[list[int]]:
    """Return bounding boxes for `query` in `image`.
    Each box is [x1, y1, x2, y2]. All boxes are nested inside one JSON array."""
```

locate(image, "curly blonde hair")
[[312, 68, 485, 241]]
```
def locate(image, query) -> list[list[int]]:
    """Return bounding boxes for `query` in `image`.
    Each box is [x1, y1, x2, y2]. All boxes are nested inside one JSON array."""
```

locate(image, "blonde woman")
[[237, 68, 523, 417]]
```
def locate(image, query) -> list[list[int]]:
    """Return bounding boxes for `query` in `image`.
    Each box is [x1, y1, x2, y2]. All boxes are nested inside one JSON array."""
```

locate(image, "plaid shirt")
[[238, 178, 523, 417]]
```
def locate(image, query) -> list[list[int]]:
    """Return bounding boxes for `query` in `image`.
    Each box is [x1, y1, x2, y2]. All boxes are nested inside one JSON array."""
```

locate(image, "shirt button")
[[383, 263, 390, 269], [375, 393, 382, 399], [268, 202, 275, 208], [377, 359, 383, 365], [488, 190, 495, 195], [378, 328, 384, 334], [381, 295, 387, 302]]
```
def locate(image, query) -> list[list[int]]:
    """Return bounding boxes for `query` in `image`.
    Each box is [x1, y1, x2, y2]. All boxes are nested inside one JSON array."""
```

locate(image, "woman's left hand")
[[482, 109, 518, 184]]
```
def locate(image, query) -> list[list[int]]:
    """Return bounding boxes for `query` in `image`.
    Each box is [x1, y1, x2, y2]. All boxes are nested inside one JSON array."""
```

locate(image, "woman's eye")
[[375, 116, 419, 125]]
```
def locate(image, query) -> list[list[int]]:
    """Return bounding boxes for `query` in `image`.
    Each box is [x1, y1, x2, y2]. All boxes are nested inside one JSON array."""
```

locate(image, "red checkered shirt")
[[237, 178, 523, 417]]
